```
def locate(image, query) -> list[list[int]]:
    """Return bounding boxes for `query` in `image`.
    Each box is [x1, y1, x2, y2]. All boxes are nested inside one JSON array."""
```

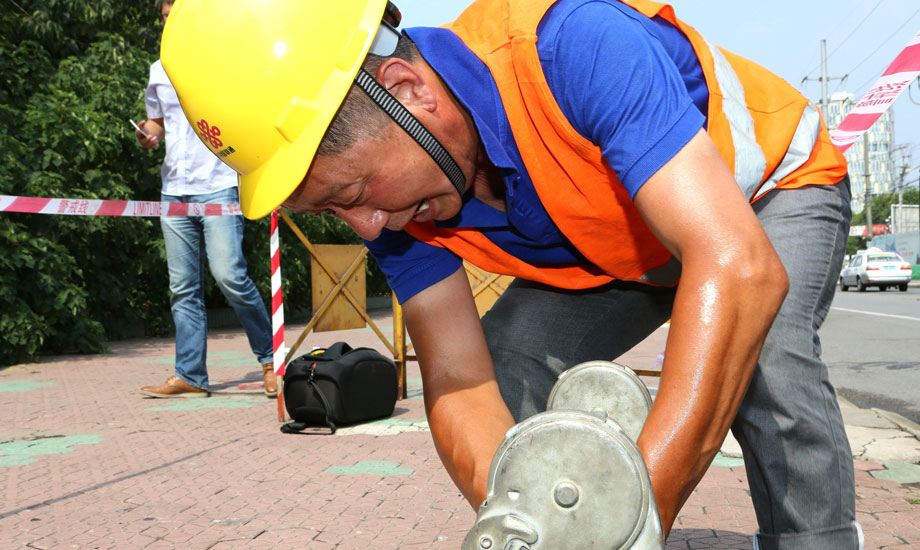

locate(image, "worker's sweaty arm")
[[633, 129, 789, 536], [402, 267, 516, 509]]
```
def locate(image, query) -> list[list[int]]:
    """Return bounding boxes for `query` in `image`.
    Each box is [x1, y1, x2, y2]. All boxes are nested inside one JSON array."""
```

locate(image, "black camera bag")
[[281, 342, 397, 434]]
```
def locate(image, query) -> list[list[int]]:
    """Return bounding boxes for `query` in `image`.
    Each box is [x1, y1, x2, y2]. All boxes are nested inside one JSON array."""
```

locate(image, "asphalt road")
[[820, 284, 920, 423]]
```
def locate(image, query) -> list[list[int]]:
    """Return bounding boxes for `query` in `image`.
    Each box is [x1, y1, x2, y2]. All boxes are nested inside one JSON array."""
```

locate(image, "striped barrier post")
[[271, 209, 287, 422]]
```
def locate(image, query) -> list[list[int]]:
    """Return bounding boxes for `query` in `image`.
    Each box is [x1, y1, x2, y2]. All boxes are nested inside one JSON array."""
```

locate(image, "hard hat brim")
[[237, 132, 318, 220]]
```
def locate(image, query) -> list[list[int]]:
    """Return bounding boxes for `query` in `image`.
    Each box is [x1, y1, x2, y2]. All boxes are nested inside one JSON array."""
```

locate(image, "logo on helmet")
[[196, 119, 223, 149]]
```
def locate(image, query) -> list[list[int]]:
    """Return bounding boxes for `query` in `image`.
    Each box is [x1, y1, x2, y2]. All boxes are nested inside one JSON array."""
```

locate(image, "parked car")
[[839, 248, 912, 292]]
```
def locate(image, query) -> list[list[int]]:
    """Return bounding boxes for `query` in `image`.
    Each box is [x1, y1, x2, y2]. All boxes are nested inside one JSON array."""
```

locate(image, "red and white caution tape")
[[270, 209, 286, 378], [0, 195, 242, 217], [830, 29, 920, 152]]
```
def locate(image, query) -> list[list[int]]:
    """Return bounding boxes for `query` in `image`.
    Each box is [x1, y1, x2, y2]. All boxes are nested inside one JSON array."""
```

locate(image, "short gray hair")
[[317, 34, 418, 156]]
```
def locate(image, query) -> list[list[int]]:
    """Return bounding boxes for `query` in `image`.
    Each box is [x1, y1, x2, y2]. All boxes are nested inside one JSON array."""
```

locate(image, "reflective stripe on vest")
[[707, 40, 768, 199], [756, 104, 823, 201], [706, 39, 825, 201]]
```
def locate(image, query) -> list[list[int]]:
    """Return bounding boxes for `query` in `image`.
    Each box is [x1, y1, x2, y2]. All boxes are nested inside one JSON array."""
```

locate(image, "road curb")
[[873, 408, 920, 440]]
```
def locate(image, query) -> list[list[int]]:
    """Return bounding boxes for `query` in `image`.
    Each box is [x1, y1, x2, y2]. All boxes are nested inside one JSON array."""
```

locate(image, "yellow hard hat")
[[160, 0, 391, 219]]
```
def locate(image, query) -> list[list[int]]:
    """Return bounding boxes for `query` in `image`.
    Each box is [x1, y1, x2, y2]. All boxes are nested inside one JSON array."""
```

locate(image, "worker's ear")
[[376, 58, 438, 113]]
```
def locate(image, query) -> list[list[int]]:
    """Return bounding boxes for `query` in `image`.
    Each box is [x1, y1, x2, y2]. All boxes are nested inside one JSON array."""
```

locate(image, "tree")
[[1, 1, 164, 364], [846, 187, 919, 255], [0, 1, 385, 366]]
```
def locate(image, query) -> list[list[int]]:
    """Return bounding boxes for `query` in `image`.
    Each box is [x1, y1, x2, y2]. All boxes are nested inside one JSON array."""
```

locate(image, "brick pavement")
[[1, 311, 918, 549]]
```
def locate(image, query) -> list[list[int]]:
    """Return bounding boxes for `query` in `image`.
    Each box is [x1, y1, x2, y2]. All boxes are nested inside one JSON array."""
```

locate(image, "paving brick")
[[2, 315, 919, 549]]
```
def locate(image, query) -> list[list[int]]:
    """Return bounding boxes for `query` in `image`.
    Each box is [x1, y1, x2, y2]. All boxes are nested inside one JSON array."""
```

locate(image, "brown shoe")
[[139, 376, 209, 398], [262, 363, 278, 398]]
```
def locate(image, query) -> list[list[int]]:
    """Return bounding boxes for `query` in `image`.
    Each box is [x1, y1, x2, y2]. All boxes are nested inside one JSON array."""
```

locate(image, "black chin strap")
[[354, 68, 467, 197]]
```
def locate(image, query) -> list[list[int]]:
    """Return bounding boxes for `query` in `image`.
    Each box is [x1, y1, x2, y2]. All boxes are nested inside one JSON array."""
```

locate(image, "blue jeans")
[[482, 178, 858, 549], [161, 187, 273, 390]]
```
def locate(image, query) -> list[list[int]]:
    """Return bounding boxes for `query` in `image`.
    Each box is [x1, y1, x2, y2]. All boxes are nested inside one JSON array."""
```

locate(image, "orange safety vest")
[[405, 0, 847, 289]]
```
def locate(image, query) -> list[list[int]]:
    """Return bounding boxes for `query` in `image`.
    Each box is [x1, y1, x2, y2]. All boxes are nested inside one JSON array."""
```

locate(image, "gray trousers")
[[481, 178, 859, 550]]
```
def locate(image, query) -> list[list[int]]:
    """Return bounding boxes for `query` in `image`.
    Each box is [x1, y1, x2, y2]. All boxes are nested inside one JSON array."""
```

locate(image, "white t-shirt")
[[144, 59, 238, 196]]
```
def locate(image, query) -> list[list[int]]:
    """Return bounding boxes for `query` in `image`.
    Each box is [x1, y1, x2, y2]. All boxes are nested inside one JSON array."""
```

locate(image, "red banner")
[[830, 29, 920, 152], [0, 194, 241, 217]]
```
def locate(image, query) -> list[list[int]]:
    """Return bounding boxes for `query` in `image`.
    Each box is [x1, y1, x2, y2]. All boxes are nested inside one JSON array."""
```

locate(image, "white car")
[[839, 248, 912, 292]]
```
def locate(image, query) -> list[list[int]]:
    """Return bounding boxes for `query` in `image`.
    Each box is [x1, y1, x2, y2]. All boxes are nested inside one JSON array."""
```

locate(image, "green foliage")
[[851, 187, 920, 226], [1, 2, 164, 365], [845, 237, 863, 257], [0, 1, 388, 366]]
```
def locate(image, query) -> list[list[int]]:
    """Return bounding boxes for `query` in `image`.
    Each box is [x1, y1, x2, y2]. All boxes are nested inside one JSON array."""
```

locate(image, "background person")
[[162, 0, 859, 547], [135, 0, 276, 399]]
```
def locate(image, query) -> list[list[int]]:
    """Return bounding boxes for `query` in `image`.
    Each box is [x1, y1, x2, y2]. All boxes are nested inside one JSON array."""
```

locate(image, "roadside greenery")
[[0, 1, 385, 366], [846, 187, 919, 255]]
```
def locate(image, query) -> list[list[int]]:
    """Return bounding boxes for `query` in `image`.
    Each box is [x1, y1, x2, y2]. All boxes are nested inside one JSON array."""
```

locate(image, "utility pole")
[[802, 40, 847, 115], [893, 146, 910, 205], [863, 132, 873, 243], [889, 152, 912, 233]]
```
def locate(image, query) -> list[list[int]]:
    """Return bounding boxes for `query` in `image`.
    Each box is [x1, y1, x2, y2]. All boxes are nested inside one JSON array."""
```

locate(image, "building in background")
[[890, 204, 920, 234], [823, 91, 897, 213]]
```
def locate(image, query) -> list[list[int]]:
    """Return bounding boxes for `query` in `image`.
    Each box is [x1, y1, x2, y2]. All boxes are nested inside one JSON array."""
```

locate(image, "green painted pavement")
[[405, 377, 424, 400], [0, 380, 55, 393], [711, 453, 745, 468], [0, 435, 105, 467], [370, 417, 427, 427], [325, 460, 414, 477], [871, 461, 920, 484], [145, 397, 262, 411]]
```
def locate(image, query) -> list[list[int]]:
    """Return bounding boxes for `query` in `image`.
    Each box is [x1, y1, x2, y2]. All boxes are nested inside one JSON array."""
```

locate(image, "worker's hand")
[[135, 118, 165, 149]]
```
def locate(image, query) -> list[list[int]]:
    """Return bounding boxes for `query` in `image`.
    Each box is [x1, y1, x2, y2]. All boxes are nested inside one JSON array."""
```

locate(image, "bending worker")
[[162, 0, 859, 547]]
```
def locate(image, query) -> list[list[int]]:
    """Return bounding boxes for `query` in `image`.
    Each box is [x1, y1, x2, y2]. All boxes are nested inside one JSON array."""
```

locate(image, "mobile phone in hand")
[[130, 119, 148, 137]]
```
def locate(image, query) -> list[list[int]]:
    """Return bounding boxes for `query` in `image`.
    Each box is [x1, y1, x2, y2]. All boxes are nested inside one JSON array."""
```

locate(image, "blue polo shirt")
[[366, 0, 708, 303]]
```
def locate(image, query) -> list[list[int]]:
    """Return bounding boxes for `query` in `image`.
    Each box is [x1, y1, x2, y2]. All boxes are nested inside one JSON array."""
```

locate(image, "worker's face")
[[160, 2, 172, 24], [283, 123, 469, 241]]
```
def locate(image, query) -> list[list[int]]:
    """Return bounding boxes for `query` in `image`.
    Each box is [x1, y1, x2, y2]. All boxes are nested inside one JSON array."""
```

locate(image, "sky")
[[394, 0, 920, 186]]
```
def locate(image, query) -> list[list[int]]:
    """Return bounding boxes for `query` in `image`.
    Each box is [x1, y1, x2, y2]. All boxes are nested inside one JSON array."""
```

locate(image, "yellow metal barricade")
[[277, 210, 409, 414], [277, 213, 662, 420]]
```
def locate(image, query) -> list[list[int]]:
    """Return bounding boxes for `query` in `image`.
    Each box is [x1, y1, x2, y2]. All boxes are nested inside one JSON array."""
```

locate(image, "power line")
[[853, 70, 883, 97], [800, 0, 883, 80], [847, 6, 920, 92], [832, 75, 850, 94], [909, 78, 920, 105], [825, 0, 884, 63]]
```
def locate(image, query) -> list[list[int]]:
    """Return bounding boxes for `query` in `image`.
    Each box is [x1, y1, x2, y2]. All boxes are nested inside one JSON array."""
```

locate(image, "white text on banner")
[[830, 29, 920, 152]]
